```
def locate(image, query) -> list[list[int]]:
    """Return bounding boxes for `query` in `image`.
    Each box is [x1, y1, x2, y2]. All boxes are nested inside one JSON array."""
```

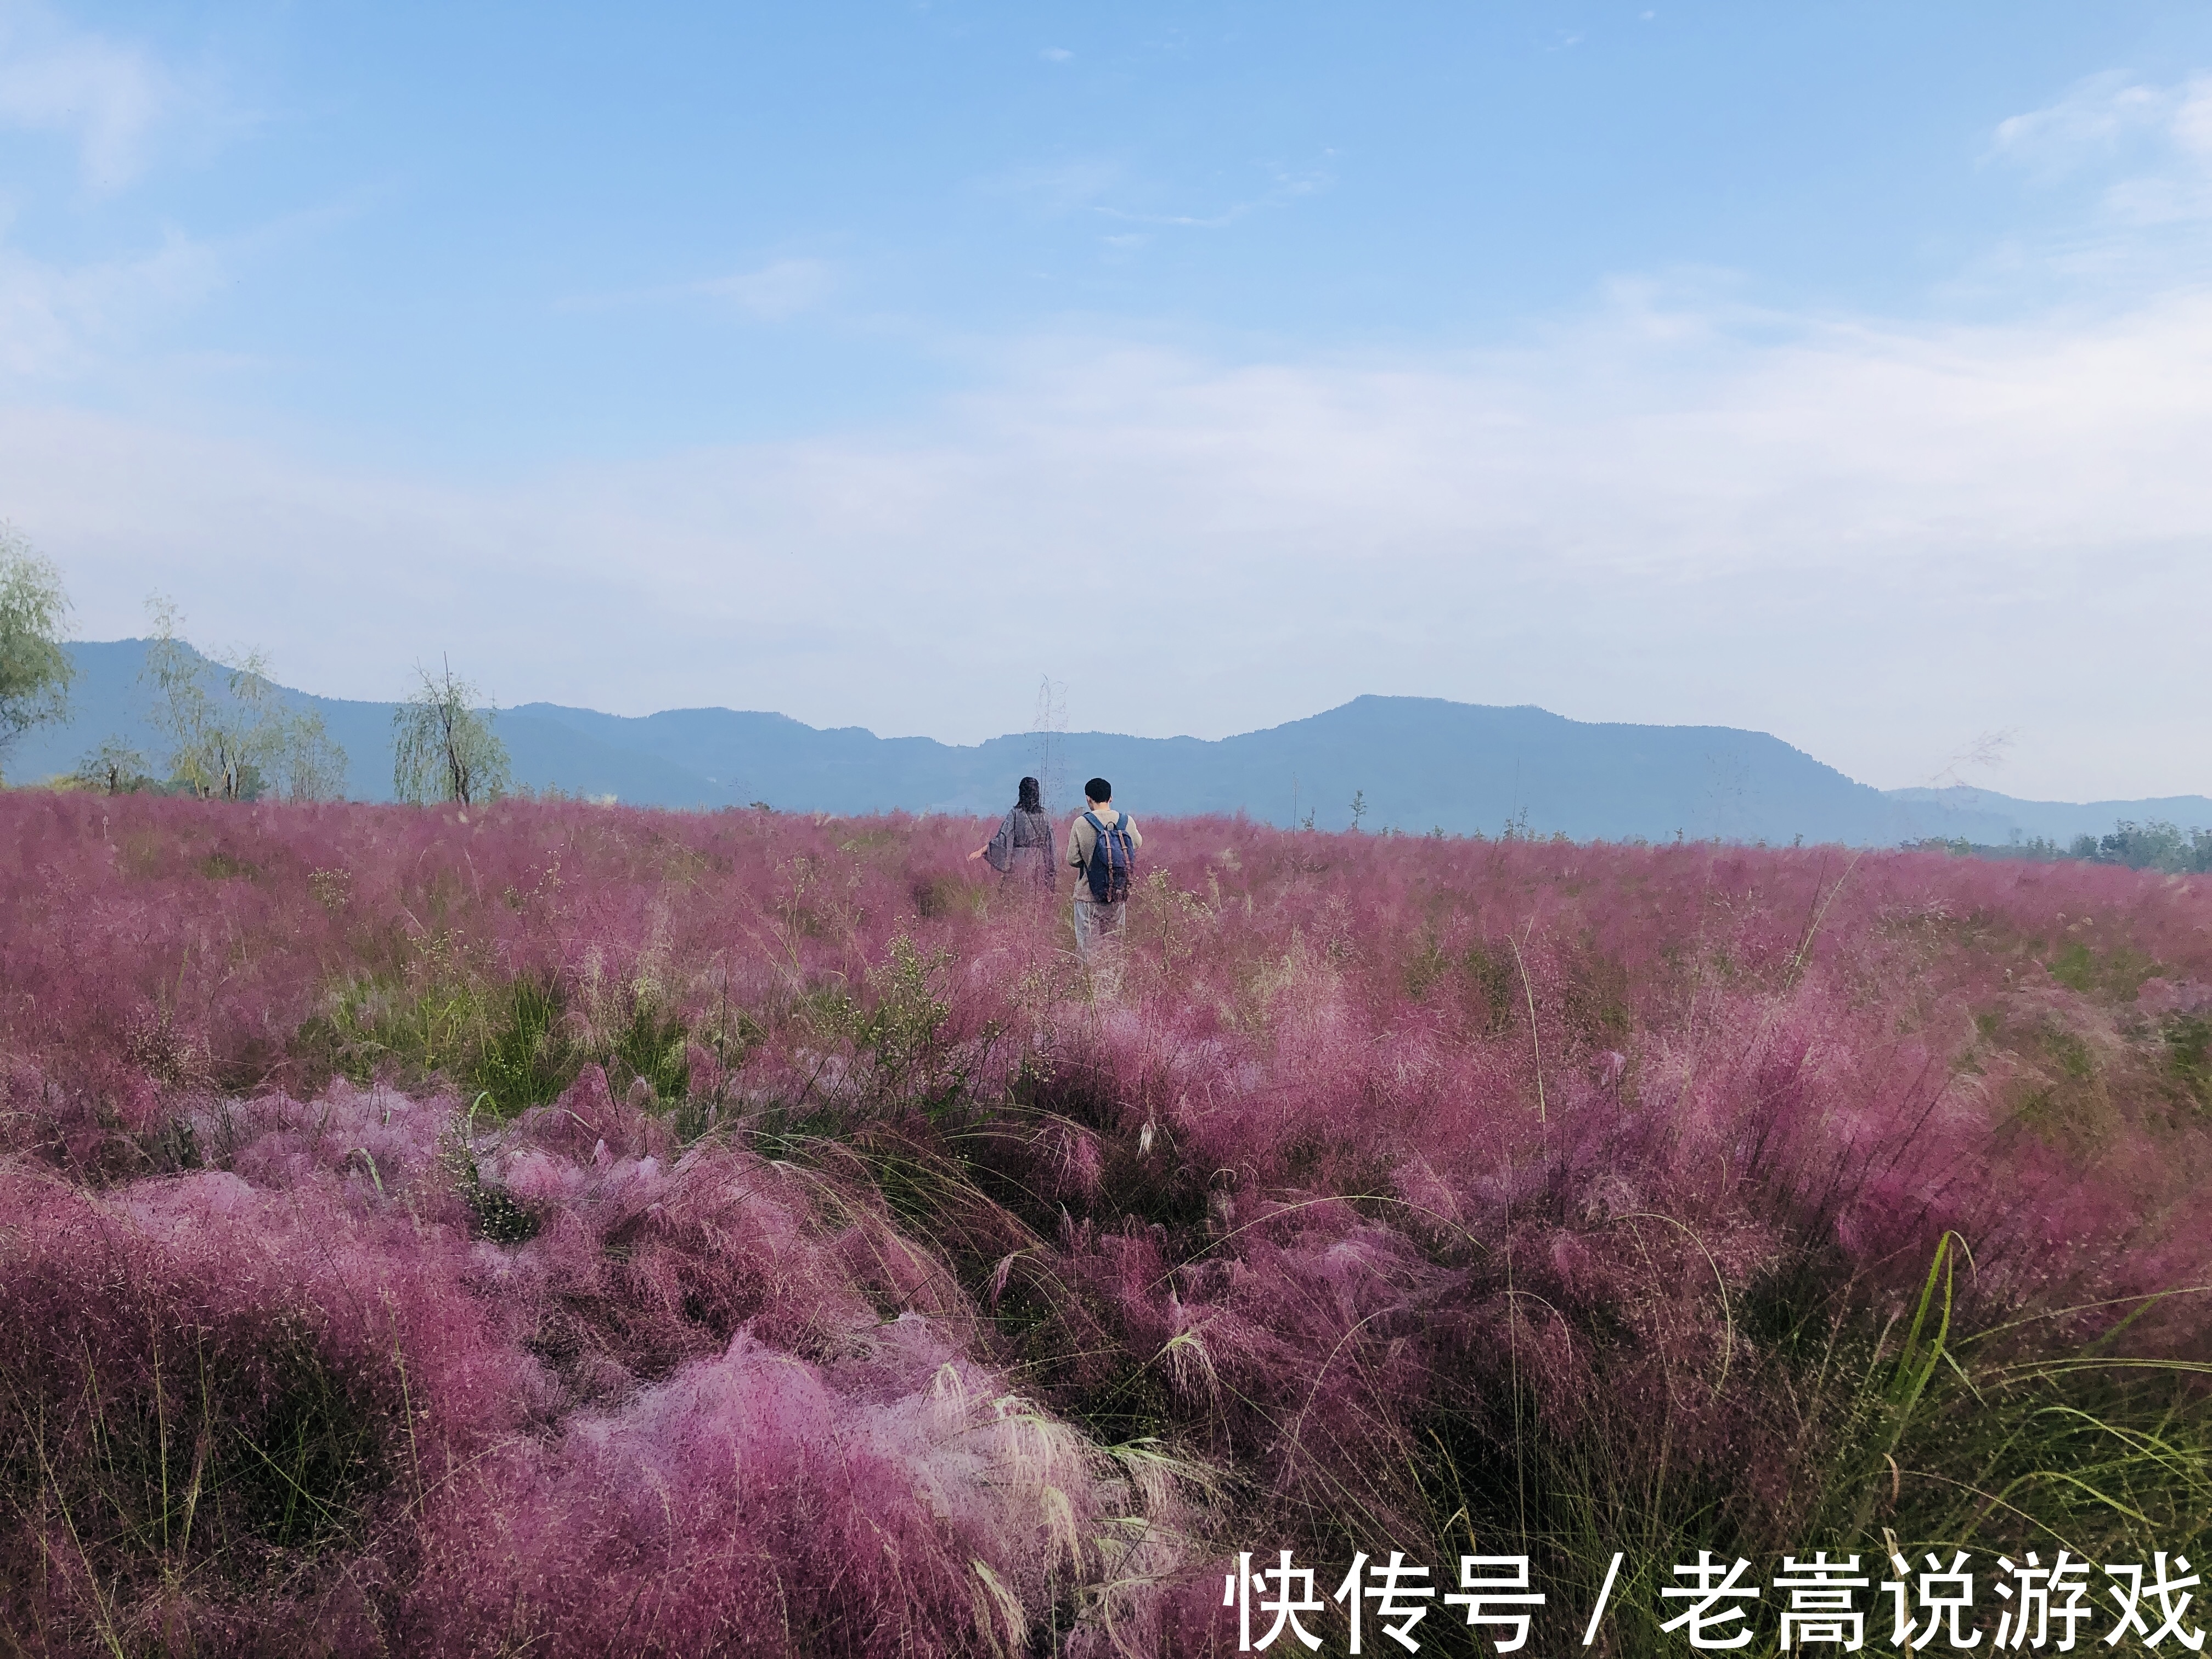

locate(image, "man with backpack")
[[1067, 776, 1141, 957]]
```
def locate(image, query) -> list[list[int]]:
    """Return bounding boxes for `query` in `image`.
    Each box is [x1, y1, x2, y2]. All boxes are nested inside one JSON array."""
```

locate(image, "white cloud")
[[982, 154, 1329, 232], [1993, 70, 2212, 227], [1039, 47, 1073, 63], [2174, 80, 2212, 160], [1991, 71, 2174, 169], [1087, 162, 1330, 231], [0, 1, 174, 189], [0, 225, 221, 376], [553, 257, 838, 321], [5, 279, 2210, 800], [980, 157, 1124, 215], [692, 257, 836, 320]]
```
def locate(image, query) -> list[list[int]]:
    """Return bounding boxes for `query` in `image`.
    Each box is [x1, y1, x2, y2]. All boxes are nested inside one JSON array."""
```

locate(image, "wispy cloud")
[[1087, 162, 1331, 230], [692, 258, 837, 319], [1039, 47, 1072, 64], [0, 226, 221, 377], [0, 1, 176, 189], [983, 154, 1330, 234], [1992, 72, 2182, 171], [980, 157, 1124, 215], [556, 257, 837, 320], [1091, 202, 1251, 230], [1992, 70, 2212, 222], [9, 278, 2210, 797]]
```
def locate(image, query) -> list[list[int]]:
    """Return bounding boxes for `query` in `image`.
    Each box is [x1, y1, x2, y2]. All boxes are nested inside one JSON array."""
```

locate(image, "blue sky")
[[3, 1, 2210, 798]]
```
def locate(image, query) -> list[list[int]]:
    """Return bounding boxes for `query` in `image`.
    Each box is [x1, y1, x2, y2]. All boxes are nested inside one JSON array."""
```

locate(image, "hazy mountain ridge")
[[8, 640, 2205, 846]]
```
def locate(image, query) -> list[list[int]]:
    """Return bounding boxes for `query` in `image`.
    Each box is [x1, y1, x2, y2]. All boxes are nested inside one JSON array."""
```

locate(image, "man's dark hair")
[[1084, 777, 1112, 804]]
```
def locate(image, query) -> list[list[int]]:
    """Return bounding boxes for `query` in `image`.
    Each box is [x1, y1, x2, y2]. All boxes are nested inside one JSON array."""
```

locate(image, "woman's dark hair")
[[1017, 776, 1042, 812]]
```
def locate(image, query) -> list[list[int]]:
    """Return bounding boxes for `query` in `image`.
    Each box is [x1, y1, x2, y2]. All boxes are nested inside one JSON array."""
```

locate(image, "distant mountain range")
[[8, 639, 2207, 848]]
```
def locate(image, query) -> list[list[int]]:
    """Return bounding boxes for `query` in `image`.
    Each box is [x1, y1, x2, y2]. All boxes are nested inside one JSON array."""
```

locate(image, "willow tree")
[[143, 596, 348, 801], [0, 526, 74, 780], [393, 659, 511, 806]]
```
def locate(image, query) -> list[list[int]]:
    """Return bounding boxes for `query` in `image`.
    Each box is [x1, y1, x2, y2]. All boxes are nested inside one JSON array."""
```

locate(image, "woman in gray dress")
[[969, 776, 1056, 889]]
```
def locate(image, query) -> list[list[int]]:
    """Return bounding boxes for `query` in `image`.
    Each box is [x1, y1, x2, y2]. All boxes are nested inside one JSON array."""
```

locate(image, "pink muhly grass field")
[[1, 792, 2207, 1655]]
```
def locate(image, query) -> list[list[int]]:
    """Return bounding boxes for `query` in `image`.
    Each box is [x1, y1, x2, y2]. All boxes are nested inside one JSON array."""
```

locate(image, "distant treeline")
[[1, 527, 517, 809], [1914, 819, 2212, 875]]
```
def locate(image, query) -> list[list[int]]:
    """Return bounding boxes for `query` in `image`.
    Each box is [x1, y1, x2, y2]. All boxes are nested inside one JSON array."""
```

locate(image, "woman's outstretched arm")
[[976, 811, 1017, 870]]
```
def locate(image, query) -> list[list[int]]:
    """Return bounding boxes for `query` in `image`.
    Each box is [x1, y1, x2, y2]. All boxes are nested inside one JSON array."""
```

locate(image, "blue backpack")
[[1081, 810, 1136, 905]]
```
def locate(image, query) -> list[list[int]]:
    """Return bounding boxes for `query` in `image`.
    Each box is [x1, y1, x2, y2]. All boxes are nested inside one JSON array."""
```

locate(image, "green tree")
[[0, 525, 74, 781], [392, 658, 511, 806], [143, 596, 347, 801], [2092, 819, 2212, 875], [72, 737, 154, 795]]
